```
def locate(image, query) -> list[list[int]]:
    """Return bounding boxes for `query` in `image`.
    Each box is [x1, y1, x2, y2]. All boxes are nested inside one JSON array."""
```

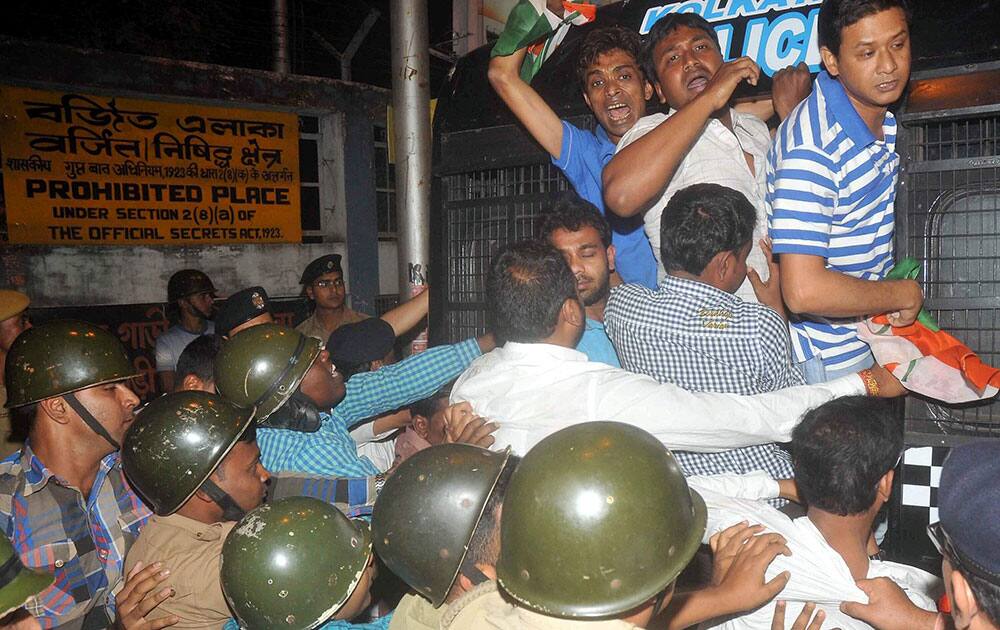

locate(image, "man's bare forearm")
[[487, 48, 564, 158], [780, 254, 922, 320], [602, 94, 715, 218]]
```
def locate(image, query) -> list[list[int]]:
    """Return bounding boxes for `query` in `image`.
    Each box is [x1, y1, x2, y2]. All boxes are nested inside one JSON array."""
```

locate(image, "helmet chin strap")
[[459, 554, 491, 587], [63, 392, 121, 451], [199, 478, 248, 522]]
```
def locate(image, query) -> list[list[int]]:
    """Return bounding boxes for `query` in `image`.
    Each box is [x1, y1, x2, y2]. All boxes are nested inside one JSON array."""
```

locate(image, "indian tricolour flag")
[[857, 256, 1000, 403], [491, 0, 597, 83], [858, 315, 1000, 404]]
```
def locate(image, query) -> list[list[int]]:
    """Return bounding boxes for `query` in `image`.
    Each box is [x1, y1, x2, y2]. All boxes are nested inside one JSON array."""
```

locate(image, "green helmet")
[[167, 269, 216, 303], [122, 391, 255, 516], [497, 422, 706, 619], [221, 496, 372, 630], [4, 320, 137, 408], [372, 444, 511, 607], [0, 533, 55, 619], [214, 324, 322, 421]]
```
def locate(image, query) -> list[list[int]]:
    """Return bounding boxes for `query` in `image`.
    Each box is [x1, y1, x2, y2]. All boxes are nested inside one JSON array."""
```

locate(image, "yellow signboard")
[[0, 86, 302, 245]]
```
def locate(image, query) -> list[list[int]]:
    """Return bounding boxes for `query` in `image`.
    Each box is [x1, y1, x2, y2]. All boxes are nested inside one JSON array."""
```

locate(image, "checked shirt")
[[0, 445, 151, 629], [605, 276, 804, 485], [258, 338, 481, 478]]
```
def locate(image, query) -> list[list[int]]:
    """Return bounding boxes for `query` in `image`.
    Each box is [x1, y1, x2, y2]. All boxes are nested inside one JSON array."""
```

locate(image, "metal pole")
[[272, 0, 291, 75], [390, 0, 431, 350], [342, 9, 381, 82]]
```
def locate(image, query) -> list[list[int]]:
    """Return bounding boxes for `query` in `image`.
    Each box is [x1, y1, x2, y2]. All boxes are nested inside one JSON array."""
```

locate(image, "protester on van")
[[537, 194, 622, 367], [451, 240, 904, 457], [489, 24, 659, 288], [767, 0, 921, 383], [602, 13, 810, 303], [605, 184, 801, 483]]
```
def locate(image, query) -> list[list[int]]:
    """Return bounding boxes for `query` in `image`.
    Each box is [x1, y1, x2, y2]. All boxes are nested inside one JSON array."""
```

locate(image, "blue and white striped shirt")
[[766, 71, 898, 371], [258, 338, 482, 478]]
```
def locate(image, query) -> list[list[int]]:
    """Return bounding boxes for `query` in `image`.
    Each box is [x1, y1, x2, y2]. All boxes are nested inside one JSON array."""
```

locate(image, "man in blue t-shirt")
[[537, 194, 621, 367], [489, 24, 659, 289]]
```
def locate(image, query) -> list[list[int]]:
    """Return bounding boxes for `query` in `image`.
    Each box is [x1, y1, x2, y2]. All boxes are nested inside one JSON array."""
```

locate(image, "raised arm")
[[379, 288, 429, 337], [603, 57, 760, 218], [488, 47, 565, 158]]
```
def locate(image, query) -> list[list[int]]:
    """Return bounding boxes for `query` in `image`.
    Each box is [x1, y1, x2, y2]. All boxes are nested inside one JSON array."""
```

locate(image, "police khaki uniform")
[[296, 254, 368, 341], [444, 422, 707, 630], [371, 444, 511, 630], [122, 391, 256, 629], [0, 290, 30, 459]]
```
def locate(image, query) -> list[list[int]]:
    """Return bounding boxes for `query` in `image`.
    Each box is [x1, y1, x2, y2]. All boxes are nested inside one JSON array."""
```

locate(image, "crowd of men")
[[0, 0, 998, 629]]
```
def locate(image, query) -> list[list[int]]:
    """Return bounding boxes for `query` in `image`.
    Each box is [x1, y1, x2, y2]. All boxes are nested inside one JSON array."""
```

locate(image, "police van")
[[429, 0, 1000, 570]]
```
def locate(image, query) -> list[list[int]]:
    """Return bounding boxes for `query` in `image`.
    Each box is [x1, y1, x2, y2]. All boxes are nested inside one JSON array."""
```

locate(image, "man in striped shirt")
[[767, 0, 922, 383]]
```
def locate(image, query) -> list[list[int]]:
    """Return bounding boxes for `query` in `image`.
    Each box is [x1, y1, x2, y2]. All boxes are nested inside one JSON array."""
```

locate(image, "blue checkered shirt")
[[269, 473, 378, 519], [605, 276, 804, 486], [258, 339, 481, 478]]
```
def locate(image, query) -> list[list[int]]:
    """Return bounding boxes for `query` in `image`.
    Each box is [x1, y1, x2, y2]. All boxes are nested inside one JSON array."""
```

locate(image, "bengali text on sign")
[[0, 86, 303, 245]]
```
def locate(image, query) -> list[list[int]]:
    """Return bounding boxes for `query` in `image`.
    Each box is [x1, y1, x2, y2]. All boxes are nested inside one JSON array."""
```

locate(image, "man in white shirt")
[[692, 396, 940, 629], [839, 441, 1000, 630], [602, 13, 810, 300], [452, 240, 903, 456]]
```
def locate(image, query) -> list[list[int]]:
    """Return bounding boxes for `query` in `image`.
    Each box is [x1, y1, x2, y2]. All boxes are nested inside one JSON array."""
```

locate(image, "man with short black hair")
[[296, 254, 369, 341], [393, 390, 450, 464], [603, 13, 810, 301], [489, 24, 658, 288], [452, 240, 904, 456], [156, 269, 216, 392], [605, 184, 802, 481], [841, 440, 1000, 630], [173, 334, 222, 393], [690, 396, 939, 629], [537, 194, 620, 366], [768, 0, 920, 382]]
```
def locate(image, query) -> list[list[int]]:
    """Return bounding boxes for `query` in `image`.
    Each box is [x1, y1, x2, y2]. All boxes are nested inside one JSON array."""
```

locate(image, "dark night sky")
[[0, 0, 457, 94]]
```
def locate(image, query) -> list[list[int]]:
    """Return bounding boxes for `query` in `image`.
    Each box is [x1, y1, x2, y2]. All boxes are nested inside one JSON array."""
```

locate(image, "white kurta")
[[451, 342, 865, 456]]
